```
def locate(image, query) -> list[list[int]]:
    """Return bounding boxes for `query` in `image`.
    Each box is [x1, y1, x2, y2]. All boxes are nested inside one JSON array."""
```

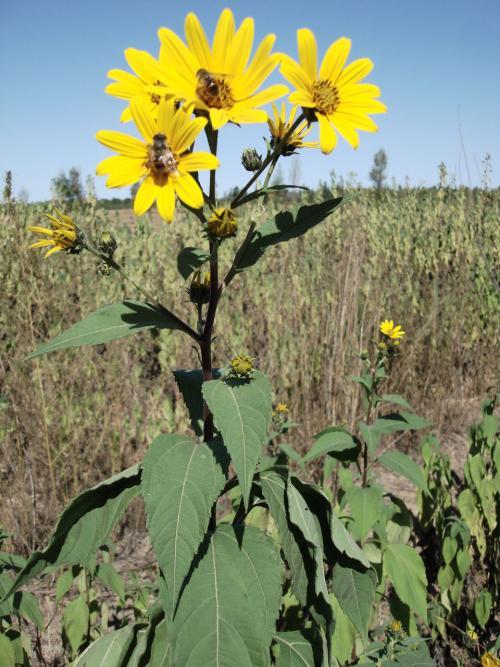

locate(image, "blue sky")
[[1, 0, 499, 201]]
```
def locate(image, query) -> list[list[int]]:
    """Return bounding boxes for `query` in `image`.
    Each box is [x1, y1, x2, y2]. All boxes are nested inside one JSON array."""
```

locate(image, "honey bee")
[[149, 133, 177, 174], [196, 69, 232, 106]]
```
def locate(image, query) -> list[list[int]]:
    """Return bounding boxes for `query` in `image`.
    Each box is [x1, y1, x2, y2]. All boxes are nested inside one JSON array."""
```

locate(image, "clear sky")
[[1, 0, 499, 201]]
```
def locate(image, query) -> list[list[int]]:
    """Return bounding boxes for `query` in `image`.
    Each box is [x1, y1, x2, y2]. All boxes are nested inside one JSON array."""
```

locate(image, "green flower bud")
[[241, 148, 263, 172], [229, 354, 254, 378], [207, 208, 237, 239], [98, 230, 117, 257], [188, 269, 211, 305]]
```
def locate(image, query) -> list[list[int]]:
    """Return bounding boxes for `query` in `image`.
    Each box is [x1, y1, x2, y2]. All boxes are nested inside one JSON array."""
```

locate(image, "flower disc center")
[[312, 80, 340, 115]]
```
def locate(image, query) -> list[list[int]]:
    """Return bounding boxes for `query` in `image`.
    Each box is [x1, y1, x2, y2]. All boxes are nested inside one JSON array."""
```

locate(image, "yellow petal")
[[243, 84, 288, 108], [30, 239, 55, 248], [230, 107, 268, 124], [318, 114, 337, 154], [45, 246, 63, 257], [124, 48, 165, 84], [336, 110, 379, 132], [337, 58, 374, 88], [96, 156, 147, 187], [319, 37, 351, 82], [156, 99, 176, 137], [158, 27, 198, 85], [280, 60, 312, 93], [289, 91, 315, 107], [27, 225, 53, 236], [209, 108, 229, 130], [227, 17, 254, 77], [134, 177, 158, 215], [156, 181, 176, 222], [130, 97, 156, 142], [339, 99, 387, 114], [212, 8, 235, 71], [297, 28, 318, 81], [331, 114, 360, 149], [96, 130, 146, 158], [171, 112, 207, 153], [179, 152, 220, 172], [120, 106, 133, 123], [234, 34, 277, 96], [172, 173, 203, 209], [185, 12, 212, 68]]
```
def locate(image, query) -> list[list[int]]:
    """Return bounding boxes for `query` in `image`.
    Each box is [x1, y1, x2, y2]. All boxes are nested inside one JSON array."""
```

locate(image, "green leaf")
[[358, 422, 381, 454], [74, 625, 135, 666], [457, 489, 486, 556], [378, 451, 429, 494], [330, 512, 371, 568], [303, 428, 358, 463], [149, 619, 172, 666], [474, 590, 492, 628], [442, 536, 458, 565], [235, 184, 309, 208], [330, 593, 357, 665], [2, 465, 140, 601], [379, 394, 412, 410], [96, 563, 125, 601], [56, 569, 75, 601], [172, 525, 281, 667], [0, 634, 15, 667], [235, 198, 343, 272], [343, 486, 383, 541], [279, 443, 305, 469], [383, 543, 428, 620], [173, 369, 222, 437], [331, 564, 377, 644], [372, 412, 432, 435], [203, 371, 272, 508], [63, 594, 89, 653], [273, 630, 324, 667], [177, 247, 210, 280], [28, 300, 180, 359], [142, 434, 226, 617]]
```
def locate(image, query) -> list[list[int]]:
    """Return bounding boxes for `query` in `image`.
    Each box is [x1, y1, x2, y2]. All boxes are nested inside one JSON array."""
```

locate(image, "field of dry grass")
[[1, 184, 498, 551]]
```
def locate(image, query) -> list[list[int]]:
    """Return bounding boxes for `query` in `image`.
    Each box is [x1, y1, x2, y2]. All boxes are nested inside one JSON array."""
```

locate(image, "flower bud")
[[229, 354, 254, 378], [241, 148, 263, 172], [98, 230, 117, 257], [207, 208, 237, 239], [188, 269, 211, 305]]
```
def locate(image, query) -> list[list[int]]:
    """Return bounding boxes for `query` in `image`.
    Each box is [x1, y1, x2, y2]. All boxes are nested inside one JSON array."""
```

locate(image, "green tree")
[[369, 148, 388, 190]]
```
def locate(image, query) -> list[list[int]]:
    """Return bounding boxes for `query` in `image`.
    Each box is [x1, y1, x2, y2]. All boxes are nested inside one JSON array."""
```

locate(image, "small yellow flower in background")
[[280, 29, 386, 154], [268, 103, 317, 156], [466, 628, 479, 641], [158, 8, 288, 130], [27, 210, 82, 258], [207, 208, 238, 238], [275, 403, 289, 414], [106, 48, 172, 122], [380, 319, 405, 341], [389, 619, 403, 633], [230, 354, 254, 377], [482, 653, 500, 667], [96, 98, 219, 222]]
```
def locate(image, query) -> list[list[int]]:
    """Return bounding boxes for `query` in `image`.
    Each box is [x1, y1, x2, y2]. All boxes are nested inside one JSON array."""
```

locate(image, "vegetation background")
[[1, 164, 498, 551]]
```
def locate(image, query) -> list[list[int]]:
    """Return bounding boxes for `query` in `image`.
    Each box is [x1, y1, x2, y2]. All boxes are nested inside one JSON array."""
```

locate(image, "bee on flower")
[[27, 210, 84, 258], [96, 98, 219, 222]]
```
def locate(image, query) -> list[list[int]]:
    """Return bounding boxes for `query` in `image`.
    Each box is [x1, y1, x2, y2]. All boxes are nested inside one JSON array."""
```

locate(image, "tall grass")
[[1, 183, 498, 549]]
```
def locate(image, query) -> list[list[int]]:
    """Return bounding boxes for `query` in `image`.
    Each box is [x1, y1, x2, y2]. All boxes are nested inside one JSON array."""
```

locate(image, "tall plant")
[[6, 8, 392, 665]]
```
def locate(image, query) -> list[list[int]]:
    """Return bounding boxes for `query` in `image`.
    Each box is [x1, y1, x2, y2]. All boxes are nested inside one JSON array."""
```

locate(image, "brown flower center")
[[196, 69, 234, 109], [312, 80, 340, 115], [147, 133, 178, 176]]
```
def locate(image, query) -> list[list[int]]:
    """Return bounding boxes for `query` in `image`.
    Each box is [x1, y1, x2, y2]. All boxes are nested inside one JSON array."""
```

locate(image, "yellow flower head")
[[482, 654, 500, 667], [207, 207, 238, 238], [389, 619, 403, 634], [27, 209, 82, 258], [280, 30, 386, 154], [275, 403, 289, 414], [268, 103, 317, 156], [96, 98, 219, 222], [230, 354, 254, 377], [106, 48, 172, 122], [158, 8, 288, 129], [380, 319, 405, 341], [466, 629, 479, 642]]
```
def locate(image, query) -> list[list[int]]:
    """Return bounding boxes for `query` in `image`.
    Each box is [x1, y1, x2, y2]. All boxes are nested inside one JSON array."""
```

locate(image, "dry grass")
[[1, 184, 499, 550]]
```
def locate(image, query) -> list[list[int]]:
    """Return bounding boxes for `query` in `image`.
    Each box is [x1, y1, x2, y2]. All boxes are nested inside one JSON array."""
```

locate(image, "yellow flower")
[[466, 629, 479, 641], [275, 403, 289, 414], [389, 619, 403, 633], [96, 98, 219, 222], [482, 653, 500, 667], [27, 209, 82, 258], [158, 8, 288, 130], [207, 208, 238, 238], [268, 103, 317, 156], [380, 320, 405, 341], [106, 48, 172, 122], [280, 30, 386, 154], [230, 354, 254, 377]]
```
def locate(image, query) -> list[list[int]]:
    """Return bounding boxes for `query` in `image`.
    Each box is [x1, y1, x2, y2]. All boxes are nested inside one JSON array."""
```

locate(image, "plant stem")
[[200, 240, 219, 442], [362, 367, 377, 487]]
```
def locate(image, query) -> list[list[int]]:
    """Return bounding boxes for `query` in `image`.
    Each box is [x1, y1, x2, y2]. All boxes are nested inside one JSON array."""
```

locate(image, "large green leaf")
[[74, 625, 136, 666], [173, 369, 222, 437], [343, 486, 383, 541], [330, 594, 357, 665], [141, 434, 226, 616], [149, 619, 172, 667], [383, 543, 428, 621], [172, 525, 281, 667], [371, 412, 432, 435], [235, 198, 343, 272], [0, 574, 44, 629], [331, 564, 376, 644], [63, 595, 89, 653], [203, 371, 272, 508], [273, 630, 324, 667], [378, 451, 428, 493], [330, 512, 371, 568], [177, 247, 210, 280], [28, 300, 180, 358], [2, 465, 140, 600], [303, 428, 358, 463]]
